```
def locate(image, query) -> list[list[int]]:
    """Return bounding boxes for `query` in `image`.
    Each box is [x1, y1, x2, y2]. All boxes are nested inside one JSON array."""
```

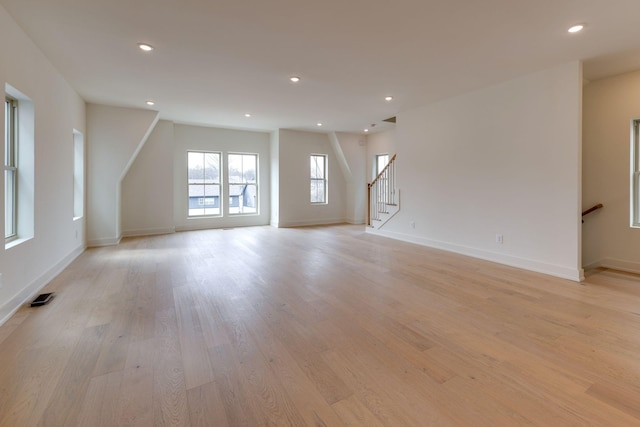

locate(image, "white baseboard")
[[122, 227, 175, 238], [584, 258, 640, 276], [345, 217, 366, 225], [277, 217, 347, 228], [367, 228, 584, 282], [87, 236, 121, 247], [0, 245, 85, 327]]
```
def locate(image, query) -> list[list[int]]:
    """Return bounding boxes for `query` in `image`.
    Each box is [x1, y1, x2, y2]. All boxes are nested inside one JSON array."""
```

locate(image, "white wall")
[[0, 4, 86, 324], [173, 124, 271, 231], [371, 61, 583, 281], [335, 132, 367, 224], [122, 120, 175, 237], [366, 128, 397, 180], [270, 130, 280, 226], [86, 104, 159, 246], [276, 129, 347, 227], [583, 69, 640, 273]]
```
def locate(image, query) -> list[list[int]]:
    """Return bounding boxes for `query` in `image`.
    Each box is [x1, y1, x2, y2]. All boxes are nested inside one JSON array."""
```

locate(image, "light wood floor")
[[2, 225, 640, 426]]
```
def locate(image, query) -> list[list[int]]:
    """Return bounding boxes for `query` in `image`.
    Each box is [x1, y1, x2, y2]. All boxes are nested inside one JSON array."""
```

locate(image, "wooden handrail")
[[371, 154, 397, 187], [367, 182, 371, 226], [582, 203, 603, 217], [368, 154, 397, 226]]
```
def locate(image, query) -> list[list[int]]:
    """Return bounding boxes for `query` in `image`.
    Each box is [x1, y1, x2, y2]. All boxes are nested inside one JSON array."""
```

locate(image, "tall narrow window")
[[375, 153, 389, 178], [228, 153, 258, 215], [5, 96, 17, 241], [4, 84, 34, 248], [188, 151, 221, 217], [632, 119, 640, 227], [73, 130, 84, 220], [310, 154, 327, 204]]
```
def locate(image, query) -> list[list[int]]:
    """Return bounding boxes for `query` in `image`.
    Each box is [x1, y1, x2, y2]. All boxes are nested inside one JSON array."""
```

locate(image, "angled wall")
[[86, 104, 159, 246], [121, 120, 175, 237], [333, 132, 367, 224]]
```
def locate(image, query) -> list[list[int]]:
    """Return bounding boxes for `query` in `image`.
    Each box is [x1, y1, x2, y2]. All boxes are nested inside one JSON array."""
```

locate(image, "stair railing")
[[582, 203, 603, 223], [368, 154, 397, 226]]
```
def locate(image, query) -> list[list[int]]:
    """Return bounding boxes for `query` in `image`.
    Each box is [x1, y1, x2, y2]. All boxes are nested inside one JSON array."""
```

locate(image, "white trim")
[[121, 227, 175, 238], [345, 217, 366, 225], [0, 245, 85, 327], [367, 228, 584, 282], [5, 236, 33, 250], [584, 258, 640, 276], [87, 236, 121, 247], [277, 217, 346, 228]]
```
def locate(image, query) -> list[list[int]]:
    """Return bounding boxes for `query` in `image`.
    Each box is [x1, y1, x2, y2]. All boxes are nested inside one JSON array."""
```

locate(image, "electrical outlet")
[[496, 234, 504, 244]]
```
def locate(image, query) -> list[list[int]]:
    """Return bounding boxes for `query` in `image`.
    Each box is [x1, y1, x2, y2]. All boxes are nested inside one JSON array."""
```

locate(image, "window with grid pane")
[[310, 154, 327, 204], [188, 151, 221, 217], [5, 96, 17, 241], [228, 153, 258, 215]]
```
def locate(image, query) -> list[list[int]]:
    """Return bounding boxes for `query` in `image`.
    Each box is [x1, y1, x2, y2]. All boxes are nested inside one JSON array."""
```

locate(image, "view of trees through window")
[[187, 151, 258, 217], [310, 154, 327, 203], [188, 151, 220, 216], [228, 153, 257, 215]]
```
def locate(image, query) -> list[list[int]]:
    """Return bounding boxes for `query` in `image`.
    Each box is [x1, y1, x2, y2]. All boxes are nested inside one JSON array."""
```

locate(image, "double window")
[[187, 151, 258, 217], [5, 96, 17, 241], [310, 154, 327, 204]]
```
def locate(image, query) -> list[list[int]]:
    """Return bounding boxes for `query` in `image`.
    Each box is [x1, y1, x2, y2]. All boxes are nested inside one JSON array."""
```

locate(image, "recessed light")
[[385, 96, 394, 101], [317, 122, 323, 127], [568, 24, 584, 33], [364, 129, 369, 133], [146, 100, 155, 106], [245, 113, 251, 118], [138, 43, 154, 52], [290, 76, 301, 83]]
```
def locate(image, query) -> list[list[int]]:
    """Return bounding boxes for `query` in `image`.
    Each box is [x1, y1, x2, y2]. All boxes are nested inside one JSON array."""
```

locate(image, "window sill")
[[5, 236, 32, 250]]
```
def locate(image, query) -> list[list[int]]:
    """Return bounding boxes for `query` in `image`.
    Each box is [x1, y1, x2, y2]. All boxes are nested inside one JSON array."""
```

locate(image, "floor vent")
[[31, 293, 55, 307]]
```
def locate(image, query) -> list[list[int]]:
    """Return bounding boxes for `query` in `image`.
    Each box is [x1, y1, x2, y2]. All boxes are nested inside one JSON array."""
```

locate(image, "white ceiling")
[[2, 0, 640, 134]]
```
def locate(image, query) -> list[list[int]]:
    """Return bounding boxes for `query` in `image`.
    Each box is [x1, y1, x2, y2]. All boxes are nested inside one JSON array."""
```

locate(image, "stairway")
[[368, 154, 399, 229]]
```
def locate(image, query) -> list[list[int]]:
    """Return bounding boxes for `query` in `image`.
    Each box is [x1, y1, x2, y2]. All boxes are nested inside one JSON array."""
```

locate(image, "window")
[[633, 119, 640, 226], [188, 151, 221, 217], [73, 130, 84, 220], [4, 96, 17, 241], [310, 154, 327, 204], [375, 153, 389, 178], [228, 153, 258, 215], [4, 84, 34, 248]]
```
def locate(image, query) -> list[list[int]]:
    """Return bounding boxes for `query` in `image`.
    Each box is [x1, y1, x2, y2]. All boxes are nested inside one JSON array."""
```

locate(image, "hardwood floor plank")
[[76, 371, 123, 427], [41, 324, 109, 426], [186, 381, 230, 427], [153, 307, 190, 426], [215, 300, 310, 426], [115, 365, 154, 426], [209, 344, 262, 427], [2, 225, 640, 425], [173, 286, 215, 391], [331, 395, 386, 427]]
